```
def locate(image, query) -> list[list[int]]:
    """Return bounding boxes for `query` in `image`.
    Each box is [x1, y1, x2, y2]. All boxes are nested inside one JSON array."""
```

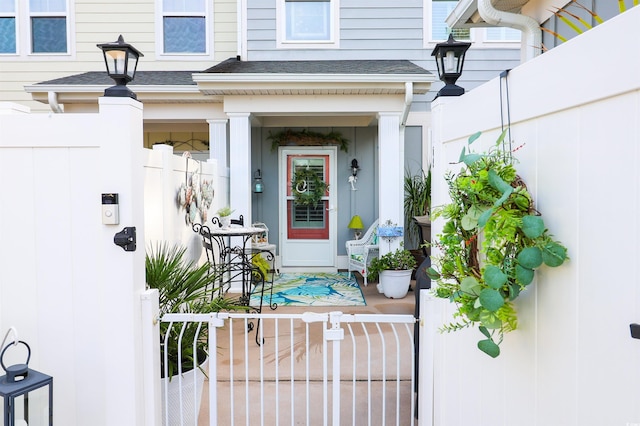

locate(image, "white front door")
[[279, 147, 337, 270]]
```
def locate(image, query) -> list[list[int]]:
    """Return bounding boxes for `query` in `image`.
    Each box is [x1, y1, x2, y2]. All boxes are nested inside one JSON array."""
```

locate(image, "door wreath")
[[292, 168, 328, 206]]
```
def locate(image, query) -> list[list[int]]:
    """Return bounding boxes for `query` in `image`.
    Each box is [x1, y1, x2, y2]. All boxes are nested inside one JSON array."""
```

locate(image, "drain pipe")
[[47, 91, 63, 113], [401, 81, 413, 128], [477, 0, 541, 62]]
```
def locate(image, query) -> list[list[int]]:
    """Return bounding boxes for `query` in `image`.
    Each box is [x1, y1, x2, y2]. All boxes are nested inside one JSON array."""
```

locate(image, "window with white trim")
[[0, 0, 16, 53], [160, 0, 207, 54], [29, 0, 68, 53], [431, 0, 470, 41], [426, 0, 521, 45], [278, 0, 339, 47]]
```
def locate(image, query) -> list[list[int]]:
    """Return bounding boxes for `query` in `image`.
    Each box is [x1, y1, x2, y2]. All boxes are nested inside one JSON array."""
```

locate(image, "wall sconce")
[[348, 215, 364, 239], [431, 34, 471, 97], [351, 159, 360, 177], [0, 329, 53, 425], [97, 34, 144, 99], [253, 169, 263, 193]]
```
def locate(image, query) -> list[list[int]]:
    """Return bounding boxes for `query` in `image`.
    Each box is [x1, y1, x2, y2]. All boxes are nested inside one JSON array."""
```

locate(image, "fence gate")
[[159, 311, 417, 426]]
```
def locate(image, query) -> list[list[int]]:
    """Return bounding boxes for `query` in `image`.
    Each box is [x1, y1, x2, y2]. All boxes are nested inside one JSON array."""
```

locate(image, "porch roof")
[[194, 58, 435, 96], [25, 59, 434, 105]]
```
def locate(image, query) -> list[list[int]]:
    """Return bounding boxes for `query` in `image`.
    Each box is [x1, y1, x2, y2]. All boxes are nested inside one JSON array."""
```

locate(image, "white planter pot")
[[220, 216, 231, 228], [161, 357, 208, 426], [379, 270, 412, 299]]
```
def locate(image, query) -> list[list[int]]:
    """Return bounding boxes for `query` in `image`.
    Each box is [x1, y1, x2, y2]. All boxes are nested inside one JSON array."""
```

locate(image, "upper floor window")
[[161, 0, 207, 54], [431, 0, 470, 41], [29, 0, 68, 53], [0, 0, 16, 54], [427, 0, 520, 45], [277, 0, 339, 48]]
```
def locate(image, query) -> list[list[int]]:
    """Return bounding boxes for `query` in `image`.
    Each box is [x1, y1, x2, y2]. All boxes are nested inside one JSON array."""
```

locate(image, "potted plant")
[[368, 247, 417, 299], [404, 167, 432, 264], [146, 243, 240, 424], [215, 206, 234, 228]]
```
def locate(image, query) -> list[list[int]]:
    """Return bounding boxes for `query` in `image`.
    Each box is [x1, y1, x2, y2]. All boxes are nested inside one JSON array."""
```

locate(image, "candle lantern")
[[0, 339, 53, 425]]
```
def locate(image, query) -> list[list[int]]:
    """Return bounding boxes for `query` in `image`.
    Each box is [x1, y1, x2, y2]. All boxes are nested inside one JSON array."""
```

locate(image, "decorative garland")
[[292, 168, 329, 206], [427, 130, 568, 358], [268, 129, 350, 152]]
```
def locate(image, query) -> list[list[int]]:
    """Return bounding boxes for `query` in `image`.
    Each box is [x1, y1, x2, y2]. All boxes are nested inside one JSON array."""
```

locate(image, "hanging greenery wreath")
[[427, 130, 568, 358], [268, 129, 350, 152], [292, 168, 329, 206]]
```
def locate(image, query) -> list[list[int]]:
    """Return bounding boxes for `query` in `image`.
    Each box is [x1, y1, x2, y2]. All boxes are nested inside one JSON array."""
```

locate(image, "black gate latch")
[[114, 227, 136, 252]]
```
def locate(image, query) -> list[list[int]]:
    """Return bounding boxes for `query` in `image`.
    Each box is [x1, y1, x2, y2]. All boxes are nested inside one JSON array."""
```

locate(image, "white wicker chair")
[[345, 219, 379, 286]]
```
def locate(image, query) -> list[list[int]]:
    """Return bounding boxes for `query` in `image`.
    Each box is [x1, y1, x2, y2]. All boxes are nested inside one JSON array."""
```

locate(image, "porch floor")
[[199, 273, 418, 424]]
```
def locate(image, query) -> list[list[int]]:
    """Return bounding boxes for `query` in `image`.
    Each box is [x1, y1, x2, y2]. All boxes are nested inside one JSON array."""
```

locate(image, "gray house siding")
[[245, 0, 521, 105]]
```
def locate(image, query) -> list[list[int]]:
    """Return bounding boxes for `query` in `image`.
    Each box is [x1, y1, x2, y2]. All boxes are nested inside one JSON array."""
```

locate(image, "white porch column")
[[378, 112, 404, 255], [228, 113, 252, 224], [208, 119, 230, 210]]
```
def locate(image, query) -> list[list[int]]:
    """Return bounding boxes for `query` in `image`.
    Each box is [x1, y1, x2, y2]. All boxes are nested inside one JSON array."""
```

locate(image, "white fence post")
[[141, 289, 161, 426]]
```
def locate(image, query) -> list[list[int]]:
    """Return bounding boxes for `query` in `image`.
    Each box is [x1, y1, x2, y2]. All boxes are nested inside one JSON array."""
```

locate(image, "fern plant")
[[427, 130, 568, 357]]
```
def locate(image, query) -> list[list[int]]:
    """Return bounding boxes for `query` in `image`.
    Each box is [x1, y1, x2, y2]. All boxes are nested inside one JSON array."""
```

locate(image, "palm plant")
[[404, 168, 431, 247], [146, 243, 240, 378]]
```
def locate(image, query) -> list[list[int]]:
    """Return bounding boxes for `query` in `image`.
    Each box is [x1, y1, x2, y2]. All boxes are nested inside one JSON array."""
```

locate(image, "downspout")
[[477, 0, 541, 62], [401, 81, 413, 128], [236, 0, 243, 59], [47, 91, 63, 113]]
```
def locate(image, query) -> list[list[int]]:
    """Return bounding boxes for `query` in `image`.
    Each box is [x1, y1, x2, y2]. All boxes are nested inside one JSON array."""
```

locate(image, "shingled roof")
[[35, 71, 198, 86], [202, 58, 431, 75]]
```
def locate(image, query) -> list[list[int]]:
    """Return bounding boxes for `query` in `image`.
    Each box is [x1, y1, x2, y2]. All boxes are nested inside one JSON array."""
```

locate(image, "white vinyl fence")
[[427, 7, 640, 426], [151, 310, 417, 426]]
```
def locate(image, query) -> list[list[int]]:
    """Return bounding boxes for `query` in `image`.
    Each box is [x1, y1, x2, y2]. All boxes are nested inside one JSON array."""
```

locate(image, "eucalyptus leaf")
[[467, 205, 484, 220], [478, 339, 501, 358], [426, 267, 441, 280], [521, 215, 545, 238], [508, 282, 521, 300], [484, 265, 507, 289], [515, 264, 535, 285], [518, 247, 543, 269], [461, 214, 478, 230], [458, 146, 467, 162], [478, 325, 491, 339], [488, 169, 513, 193], [542, 243, 568, 267], [468, 131, 482, 145], [479, 288, 504, 312], [479, 311, 502, 329], [493, 186, 514, 207], [478, 208, 494, 228], [462, 153, 483, 166], [461, 276, 482, 296]]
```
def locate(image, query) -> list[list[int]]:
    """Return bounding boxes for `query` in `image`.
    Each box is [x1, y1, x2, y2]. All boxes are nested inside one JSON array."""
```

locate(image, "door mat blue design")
[[250, 272, 366, 307]]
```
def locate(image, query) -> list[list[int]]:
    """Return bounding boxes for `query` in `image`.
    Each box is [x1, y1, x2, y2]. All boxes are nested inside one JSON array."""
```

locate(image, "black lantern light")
[[431, 34, 471, 97], [253, 169, 264, 193], [97, 35, 144, 99], [350, 159, 360, 177], [0, 330, 53, 425]]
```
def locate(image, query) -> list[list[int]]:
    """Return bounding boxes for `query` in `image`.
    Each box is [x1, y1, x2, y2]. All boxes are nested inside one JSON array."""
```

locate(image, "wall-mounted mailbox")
[[102, 193, 119, 225]]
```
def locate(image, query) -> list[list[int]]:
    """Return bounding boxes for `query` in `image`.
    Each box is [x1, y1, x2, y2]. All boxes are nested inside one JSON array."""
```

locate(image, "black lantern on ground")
[[0, 338, 53, 425], [97, 35, 144, 99], [253, 169, 264, 193], [431, 34, 471, 97]]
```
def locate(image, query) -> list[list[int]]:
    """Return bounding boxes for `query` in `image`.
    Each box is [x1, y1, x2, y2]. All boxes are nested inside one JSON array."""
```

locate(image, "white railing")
[[158, 311, 417, 425]]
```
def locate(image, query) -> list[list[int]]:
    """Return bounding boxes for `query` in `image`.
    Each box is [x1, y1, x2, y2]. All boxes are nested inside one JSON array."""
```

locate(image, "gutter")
[[477, 0, 541, 61], [47, 91, 63, 113], [401, 81, 413, 128]]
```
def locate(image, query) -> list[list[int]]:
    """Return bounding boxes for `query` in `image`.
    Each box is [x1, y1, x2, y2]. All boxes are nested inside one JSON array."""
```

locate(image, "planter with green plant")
[[427, 130, 568, 358], [146, 243, 241, 423], [215, 206, 234, 228], [404, 167, 432, 264], [369, 247, 417, 299]]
